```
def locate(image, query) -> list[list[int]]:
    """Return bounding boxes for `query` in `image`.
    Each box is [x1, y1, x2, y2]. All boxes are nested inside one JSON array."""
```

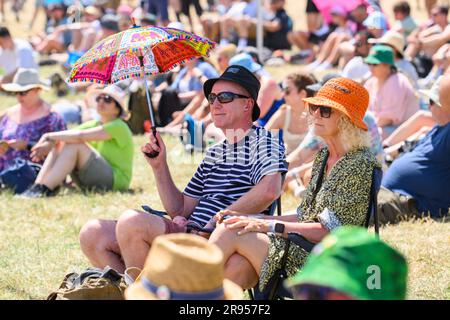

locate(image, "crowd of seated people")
[[0, 0, 448, 301]]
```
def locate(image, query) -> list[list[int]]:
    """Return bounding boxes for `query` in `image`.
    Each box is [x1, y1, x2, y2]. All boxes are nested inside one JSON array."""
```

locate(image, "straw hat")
[[125, 233, 244, 300], [1, 68, 50, 92], [303, 77, 369, 130], [369, 30, 405, 56], [86, 84, 128, 118]]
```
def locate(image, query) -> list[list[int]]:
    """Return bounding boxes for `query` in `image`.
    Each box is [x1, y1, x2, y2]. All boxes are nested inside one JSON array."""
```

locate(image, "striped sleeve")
[[183, 161, 205, 199], [251, 130, 288, 184]]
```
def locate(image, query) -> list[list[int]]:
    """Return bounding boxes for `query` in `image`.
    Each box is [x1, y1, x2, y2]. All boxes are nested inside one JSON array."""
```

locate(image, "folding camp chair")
[[249, 166, 383, 300]]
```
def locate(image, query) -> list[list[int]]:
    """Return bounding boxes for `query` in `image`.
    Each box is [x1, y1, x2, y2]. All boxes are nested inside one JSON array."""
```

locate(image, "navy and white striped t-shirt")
[[183, 126, 287, 226]]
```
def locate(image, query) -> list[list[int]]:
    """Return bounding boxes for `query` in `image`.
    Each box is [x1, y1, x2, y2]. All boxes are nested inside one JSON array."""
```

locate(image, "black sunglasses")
[[429, 99, 437, 106], [16, 89, 32, 96], [95, 94, 114, 104], [309, 104, 333, 118], [208, 92, 249, 104]]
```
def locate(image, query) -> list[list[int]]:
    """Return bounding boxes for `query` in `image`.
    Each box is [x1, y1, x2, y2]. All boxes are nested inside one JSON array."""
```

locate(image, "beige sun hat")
[[419, 76, 443, 107], [1, 68, 50, 92], [84, 5, 101, 17], [368, 30, 405, 56], [86, 84, 128, 118], [125, 233, 244, 300]]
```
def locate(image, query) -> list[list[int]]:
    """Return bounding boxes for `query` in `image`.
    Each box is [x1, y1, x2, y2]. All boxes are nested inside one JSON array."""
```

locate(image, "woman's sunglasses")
[[309, 104, 333, 118], [95, 94, 114, 104], [16, 89, 32, 96], [208, 92, 249, 104]]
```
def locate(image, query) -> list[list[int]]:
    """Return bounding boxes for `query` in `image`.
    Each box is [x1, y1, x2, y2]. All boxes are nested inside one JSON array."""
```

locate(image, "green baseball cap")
[[286, 226, 408, 300], [364, 44, 395, 66]]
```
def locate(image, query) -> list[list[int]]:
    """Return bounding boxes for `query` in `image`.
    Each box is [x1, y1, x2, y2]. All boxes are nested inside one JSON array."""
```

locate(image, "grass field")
[[0, 0, 449, 300]]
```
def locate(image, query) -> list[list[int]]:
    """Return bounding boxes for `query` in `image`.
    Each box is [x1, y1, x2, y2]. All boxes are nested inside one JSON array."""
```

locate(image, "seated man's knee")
[[116, 209, 145, 238], [79, 219, 113, 254]]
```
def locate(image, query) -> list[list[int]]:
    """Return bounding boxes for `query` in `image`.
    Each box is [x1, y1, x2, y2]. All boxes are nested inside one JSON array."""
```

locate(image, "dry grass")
[[0, 1, 449, 300], [0, 126, 448, 299]]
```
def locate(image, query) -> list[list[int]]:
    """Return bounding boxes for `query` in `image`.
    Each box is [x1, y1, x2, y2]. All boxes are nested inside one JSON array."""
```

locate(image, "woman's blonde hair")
[[337, 115, 371, 152]]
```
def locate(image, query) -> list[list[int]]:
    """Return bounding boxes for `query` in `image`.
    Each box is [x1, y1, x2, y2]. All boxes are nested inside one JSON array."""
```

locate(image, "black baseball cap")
[[203, 65, 261, 121]]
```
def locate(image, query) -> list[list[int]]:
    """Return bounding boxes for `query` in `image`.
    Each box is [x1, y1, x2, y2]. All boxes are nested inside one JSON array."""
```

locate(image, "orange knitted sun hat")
[[303, 77, 369, 130]]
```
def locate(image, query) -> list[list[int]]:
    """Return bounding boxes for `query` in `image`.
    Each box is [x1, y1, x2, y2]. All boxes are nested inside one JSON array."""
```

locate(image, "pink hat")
[[330, 5, 347, 17], [117, 4, 133, 16]]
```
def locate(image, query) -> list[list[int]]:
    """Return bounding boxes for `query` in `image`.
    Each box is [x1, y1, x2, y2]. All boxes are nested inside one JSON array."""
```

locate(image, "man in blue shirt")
[[378, 74, 450, 223]]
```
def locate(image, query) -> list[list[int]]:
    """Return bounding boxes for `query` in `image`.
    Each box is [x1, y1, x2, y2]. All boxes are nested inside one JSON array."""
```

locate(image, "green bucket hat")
[[286, 226, 408, 300], [364, 44, 395, 66]]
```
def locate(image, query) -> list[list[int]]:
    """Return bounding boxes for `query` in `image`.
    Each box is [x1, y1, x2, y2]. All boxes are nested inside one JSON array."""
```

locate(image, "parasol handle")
[[139, 56, 160, 159], [143, 126, 160, 159]]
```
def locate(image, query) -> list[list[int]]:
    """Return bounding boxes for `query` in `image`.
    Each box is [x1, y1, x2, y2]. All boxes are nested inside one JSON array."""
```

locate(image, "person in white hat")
[[383, 76, 441, 156], [20, 85, 134, 198], [378, 74, 450, 223], [0, 69, 66, 187]]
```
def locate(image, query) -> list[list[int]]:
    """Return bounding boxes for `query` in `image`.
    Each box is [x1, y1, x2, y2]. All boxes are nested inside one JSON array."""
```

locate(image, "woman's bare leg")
[[35, 143, 93, 189], [315, 32, 338, 63], [209, 223, 270, 289], [324, 34, 349, 65]]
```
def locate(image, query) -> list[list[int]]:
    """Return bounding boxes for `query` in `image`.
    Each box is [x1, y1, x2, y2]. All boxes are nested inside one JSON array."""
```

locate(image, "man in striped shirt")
[[79, 65, 287, 273]]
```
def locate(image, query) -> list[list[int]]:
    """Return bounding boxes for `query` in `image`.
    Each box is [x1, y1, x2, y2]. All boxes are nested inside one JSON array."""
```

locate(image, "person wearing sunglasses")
[[78, 65, 287, 276], [208, 77, 381, 293], [265, 72, 316, 155], [20, 85, 133, 198], [286, 226, 408, 300], [283, 73, 384, 199], [0, 68, 66, 193]]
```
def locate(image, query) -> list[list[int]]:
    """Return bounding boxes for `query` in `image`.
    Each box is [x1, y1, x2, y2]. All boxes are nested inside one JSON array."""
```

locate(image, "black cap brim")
[[305, 83, 322, 93]]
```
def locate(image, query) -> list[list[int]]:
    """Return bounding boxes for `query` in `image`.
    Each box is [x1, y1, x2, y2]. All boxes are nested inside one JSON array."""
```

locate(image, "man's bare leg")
[[79, 219, 125, 272], [116, 209, 167, 270]]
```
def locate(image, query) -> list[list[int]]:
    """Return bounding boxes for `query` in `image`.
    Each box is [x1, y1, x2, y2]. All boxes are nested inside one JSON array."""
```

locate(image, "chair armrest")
[[287, 232, 315, 252]]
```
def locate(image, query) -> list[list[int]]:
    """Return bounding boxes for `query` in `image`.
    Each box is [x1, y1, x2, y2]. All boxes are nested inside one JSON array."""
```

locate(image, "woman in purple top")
[[0, 68, 66, 172]]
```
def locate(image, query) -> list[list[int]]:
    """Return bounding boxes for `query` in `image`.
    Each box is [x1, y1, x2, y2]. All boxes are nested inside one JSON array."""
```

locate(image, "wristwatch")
[[274, 223, 285, 236]]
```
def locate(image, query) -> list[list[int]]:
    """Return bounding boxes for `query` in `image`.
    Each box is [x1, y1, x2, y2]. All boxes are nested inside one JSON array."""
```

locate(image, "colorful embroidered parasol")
[[67, 25, 216, 157], [67, 26, 215, 84]]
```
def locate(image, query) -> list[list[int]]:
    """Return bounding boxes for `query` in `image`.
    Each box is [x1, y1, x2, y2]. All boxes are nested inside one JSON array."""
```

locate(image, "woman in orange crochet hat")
[[208, 77, 382, 295]]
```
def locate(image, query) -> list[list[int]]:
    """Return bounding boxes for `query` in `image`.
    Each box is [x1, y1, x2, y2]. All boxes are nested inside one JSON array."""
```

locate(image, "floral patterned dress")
[[258, 147, 381, 291], [0, 112, 66, 171]]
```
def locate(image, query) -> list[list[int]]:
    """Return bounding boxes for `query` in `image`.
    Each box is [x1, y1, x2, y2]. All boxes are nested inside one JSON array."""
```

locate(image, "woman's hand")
[[222, 216, 271, 236], [30, 141, 54, 162], [213, 209, 243, 224], [6, 139, 27, 151], [0, 140, 9, 156]]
